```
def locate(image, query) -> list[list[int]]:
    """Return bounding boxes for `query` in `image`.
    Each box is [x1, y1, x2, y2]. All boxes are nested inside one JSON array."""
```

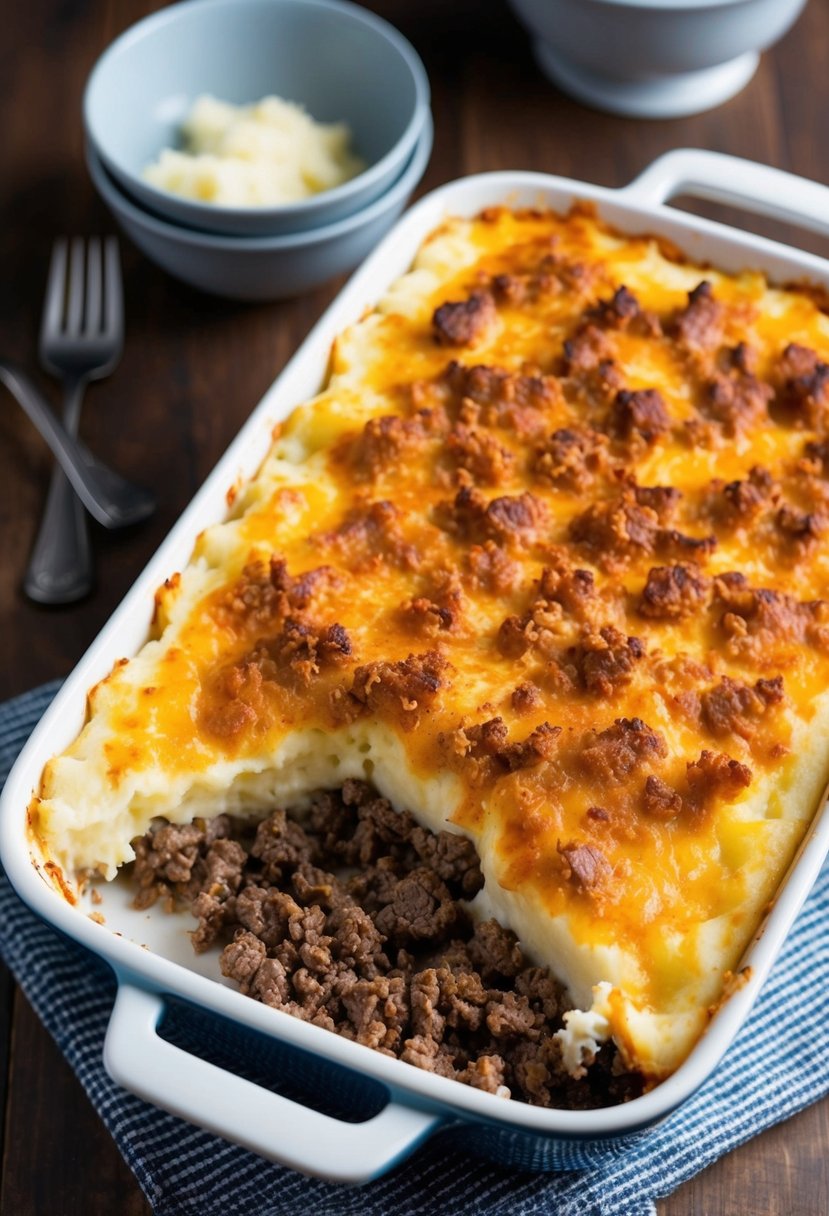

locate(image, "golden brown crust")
[[344, 652, 449, 732], [432, 291, 497, 348], [639, 564, 709, 619], [773, 343, 829, 428], [609, 389, 671, 447], [672, 280, 723, 354], [531, 426, 610, 492], [181, 210, 829, 887]]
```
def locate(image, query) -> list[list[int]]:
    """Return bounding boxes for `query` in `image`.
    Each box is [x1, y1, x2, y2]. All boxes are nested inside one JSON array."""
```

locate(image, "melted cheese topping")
[[33, 206, 829, 1082]]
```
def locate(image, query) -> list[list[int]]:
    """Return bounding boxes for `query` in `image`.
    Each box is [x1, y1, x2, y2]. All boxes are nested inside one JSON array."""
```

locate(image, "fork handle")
[[0, 361, 157, 528], [24, 378, 93, 604]]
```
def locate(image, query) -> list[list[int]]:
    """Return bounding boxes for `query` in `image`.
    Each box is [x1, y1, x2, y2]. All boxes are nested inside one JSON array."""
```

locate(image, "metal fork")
[[24, 237, 139, 603], [0, 360, 156, 527]]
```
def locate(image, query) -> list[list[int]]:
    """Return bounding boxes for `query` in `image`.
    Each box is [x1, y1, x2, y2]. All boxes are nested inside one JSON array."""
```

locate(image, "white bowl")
[[86, 114, 433, 300], [508, 0, 808, 118], [84, 0, 430, 236]]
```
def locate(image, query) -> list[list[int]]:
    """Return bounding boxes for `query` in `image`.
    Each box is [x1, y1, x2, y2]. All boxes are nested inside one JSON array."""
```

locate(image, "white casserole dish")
[[4, 148, 829, 1183]]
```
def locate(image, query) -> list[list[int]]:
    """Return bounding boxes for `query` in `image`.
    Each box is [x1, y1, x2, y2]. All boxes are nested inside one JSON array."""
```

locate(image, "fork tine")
[[103, 237, 123, 341], [40, 239, 68, 346], [66, 237, 85, 337], [84, 238, 102, 335]]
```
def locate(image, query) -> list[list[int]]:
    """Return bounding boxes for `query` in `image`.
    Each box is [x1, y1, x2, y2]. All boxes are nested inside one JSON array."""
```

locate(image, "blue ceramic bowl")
[[84, 0, 430, 237], [86, 113, 433, 300]]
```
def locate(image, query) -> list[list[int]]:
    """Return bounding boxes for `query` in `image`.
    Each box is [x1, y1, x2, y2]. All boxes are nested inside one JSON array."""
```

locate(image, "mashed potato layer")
[[33, 204, 829, 1083]]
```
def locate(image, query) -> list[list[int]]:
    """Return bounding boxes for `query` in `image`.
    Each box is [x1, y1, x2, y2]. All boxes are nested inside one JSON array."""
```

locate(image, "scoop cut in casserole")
[[32, 203, 829, 1085]]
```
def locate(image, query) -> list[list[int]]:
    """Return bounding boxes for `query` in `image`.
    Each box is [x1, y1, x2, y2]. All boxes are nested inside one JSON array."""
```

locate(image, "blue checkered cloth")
[[1, 682, 828, 1215]]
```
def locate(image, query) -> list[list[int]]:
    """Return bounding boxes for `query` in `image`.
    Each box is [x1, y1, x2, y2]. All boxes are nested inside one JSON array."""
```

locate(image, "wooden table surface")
[[2, 1, 829, 1211]]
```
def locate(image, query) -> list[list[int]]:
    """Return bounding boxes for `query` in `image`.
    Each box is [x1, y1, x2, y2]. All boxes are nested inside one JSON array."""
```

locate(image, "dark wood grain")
[[2, 1, 828, 1211], [0, 989, 150, 1216]]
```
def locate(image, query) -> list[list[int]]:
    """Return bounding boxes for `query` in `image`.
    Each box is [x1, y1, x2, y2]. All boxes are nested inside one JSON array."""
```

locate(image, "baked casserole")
[[31, 203, 829, 1099]]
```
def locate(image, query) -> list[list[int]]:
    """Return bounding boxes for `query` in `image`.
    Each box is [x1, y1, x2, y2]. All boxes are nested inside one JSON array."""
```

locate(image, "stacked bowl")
[[84, 0, 432, 300]]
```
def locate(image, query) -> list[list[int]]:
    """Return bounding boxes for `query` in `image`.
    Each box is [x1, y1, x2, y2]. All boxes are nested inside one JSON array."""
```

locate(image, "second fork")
[[24, 237, 124, 604]]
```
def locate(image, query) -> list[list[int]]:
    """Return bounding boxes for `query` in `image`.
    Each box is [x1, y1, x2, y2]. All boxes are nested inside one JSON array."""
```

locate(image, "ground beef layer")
[[130, 780, 641, 1109]]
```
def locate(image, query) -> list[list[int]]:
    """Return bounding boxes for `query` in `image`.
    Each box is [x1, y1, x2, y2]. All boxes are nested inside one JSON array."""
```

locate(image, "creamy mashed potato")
[[144, 94, 366, 206], [33, 204, 829, 1084]]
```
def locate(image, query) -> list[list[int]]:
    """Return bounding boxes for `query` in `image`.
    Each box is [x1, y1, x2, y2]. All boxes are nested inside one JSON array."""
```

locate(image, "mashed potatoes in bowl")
[[144, 94, 366, 208]]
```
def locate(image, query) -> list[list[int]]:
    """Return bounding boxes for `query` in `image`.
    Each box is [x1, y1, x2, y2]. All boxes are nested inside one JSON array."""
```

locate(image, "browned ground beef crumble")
[[130, 780, 642, 1109]]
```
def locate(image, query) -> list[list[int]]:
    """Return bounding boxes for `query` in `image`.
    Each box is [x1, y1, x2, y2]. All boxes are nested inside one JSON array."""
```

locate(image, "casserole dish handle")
[[621, 148, 829, 236], [104, 982, 443, 1183]]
